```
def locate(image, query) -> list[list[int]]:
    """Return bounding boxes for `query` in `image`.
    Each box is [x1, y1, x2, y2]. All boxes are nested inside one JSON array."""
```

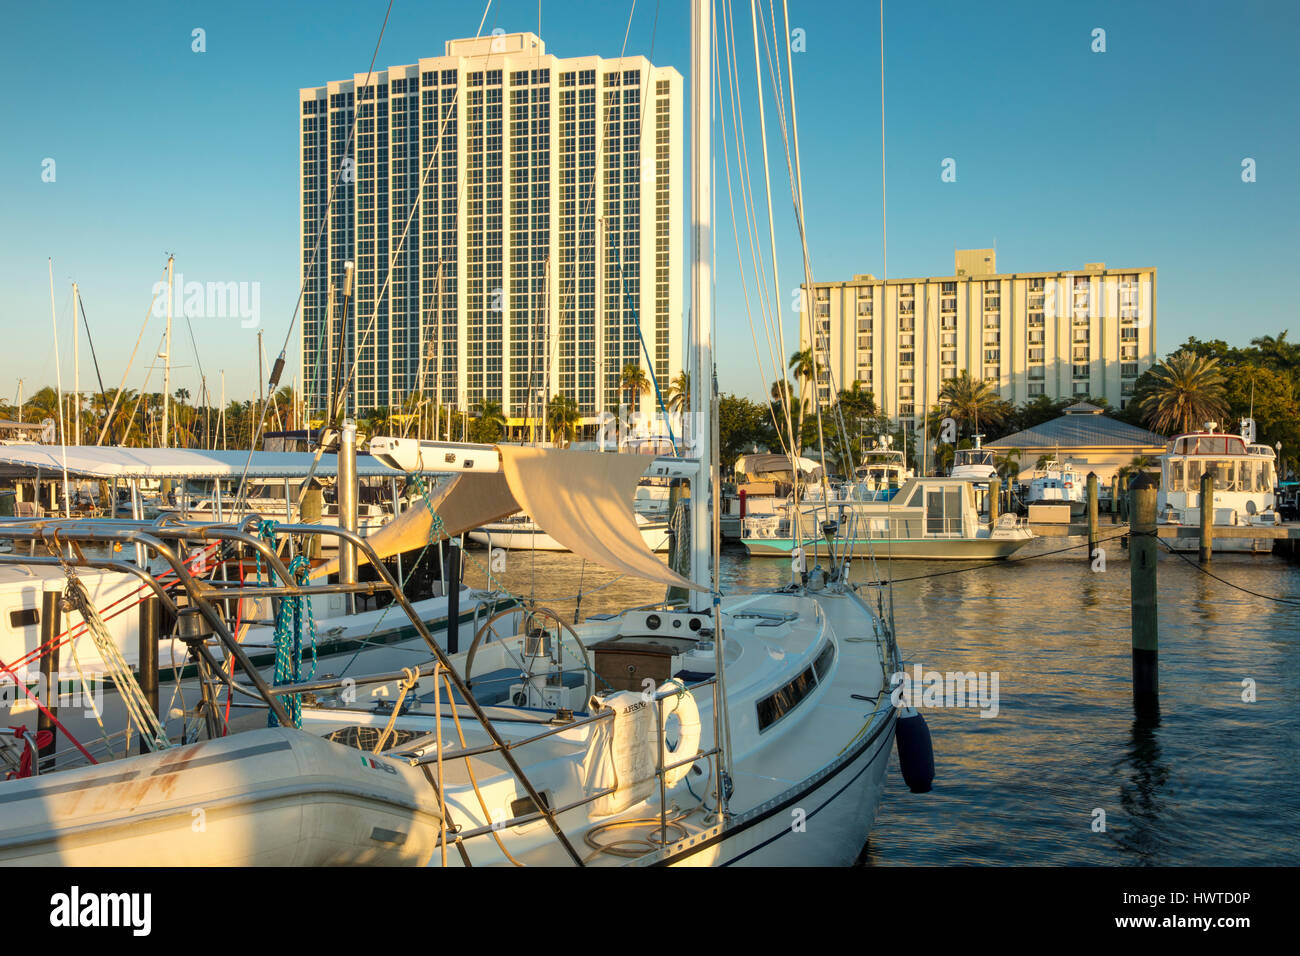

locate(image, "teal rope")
[[266, 536, 317, 728], [333, 472, 446, 678]]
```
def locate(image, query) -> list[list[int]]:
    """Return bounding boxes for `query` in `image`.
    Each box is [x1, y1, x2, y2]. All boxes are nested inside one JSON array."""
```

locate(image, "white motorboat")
[[469, 511, 671, 553], [849, 440, 913, 502], [1157, 420, 1281, 553], [742, 476, 1033, 560], [949, 435, 998, 484], [1024, 459, 1086, 516]]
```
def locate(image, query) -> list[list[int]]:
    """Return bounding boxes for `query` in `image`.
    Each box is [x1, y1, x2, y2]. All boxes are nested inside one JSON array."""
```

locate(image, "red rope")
[[0, 661, 97, 764], [5, 726, 54, 779]]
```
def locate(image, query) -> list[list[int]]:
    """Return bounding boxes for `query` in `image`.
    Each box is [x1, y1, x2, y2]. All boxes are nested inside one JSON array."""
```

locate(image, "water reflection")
[[462, 544, 1300, 865]]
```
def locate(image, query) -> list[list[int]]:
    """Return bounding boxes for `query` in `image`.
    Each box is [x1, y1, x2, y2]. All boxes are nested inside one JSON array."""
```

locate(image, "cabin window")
[[813, 640, 836, 682], [9, 608, 38, 629], [925, 488, 964, 536], [756, 665, 817, 732], [1169, 460, 1184, 491]]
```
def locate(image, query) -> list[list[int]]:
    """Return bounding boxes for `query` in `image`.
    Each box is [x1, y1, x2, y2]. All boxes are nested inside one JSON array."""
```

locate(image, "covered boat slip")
[[296, 590, 896, 866], [742, 477, 1033, 560], [0, 445, 410, 525]]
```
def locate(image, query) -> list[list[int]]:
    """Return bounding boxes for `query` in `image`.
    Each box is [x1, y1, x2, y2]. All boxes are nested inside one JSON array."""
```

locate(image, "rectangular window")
[[9, 608, 38, 629], [757, 666, 818, 731]]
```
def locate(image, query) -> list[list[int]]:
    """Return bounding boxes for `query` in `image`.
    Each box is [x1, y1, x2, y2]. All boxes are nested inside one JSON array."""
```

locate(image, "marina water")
[[464, 546, 1300, 865]]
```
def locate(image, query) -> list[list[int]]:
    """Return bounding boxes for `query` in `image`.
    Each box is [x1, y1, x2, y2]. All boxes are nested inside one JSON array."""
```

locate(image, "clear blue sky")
[[2, 0, 1296, 407]]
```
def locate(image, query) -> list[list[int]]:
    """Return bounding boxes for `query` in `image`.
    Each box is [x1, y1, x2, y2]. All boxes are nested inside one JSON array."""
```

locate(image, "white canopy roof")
[[0, 445, 403, 480]]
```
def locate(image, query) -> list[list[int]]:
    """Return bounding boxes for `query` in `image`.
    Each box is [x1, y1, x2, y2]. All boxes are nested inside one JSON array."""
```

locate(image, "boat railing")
[[0, 515, 724, 866], [387, 675, 723, 860]]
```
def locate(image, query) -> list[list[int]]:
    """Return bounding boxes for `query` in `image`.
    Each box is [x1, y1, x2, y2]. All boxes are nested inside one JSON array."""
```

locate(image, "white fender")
[[657, 680, 701, 789]]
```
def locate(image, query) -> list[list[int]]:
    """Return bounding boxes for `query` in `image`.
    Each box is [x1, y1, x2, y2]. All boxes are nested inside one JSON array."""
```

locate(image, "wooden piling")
[[138, 596, 161, 754], [988, 476, 1001, 528], [1199, 472, 1215, 564], [38, 581, 61, 772], [1087, 472, 1100, 561], [444, 539, 462, 654], [1129, 473, 1159, 714]]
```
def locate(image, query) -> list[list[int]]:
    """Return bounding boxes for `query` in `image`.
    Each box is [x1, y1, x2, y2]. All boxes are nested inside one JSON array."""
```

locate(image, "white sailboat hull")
[[0, 728, 442, 865]]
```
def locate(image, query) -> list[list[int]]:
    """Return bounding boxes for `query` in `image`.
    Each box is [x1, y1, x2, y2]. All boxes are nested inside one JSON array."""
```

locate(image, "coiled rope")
[[266, 533, 318, 729]]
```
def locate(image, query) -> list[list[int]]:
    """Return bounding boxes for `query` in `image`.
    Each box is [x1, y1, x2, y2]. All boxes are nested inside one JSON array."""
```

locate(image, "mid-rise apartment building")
[[801, 249, 1157, 430]]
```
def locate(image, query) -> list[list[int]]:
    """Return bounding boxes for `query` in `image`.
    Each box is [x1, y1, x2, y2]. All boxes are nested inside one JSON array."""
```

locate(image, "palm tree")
[[938, 371, 1005, 438], [666, 371, 690, 415], [474, 400, 506, 442], [787, 348, 823, 454], [1135, 350, 1228, 435], [546, 394, 581, 447], [22, 385, 60, 424], [995, 447, 1023, 481], [620, 362, 651, 416]]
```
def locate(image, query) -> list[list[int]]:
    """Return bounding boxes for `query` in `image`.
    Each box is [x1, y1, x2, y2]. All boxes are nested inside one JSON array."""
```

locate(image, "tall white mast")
[[72, 281, 81, 445], [689, 0, 713, 608], [162, 255, 174, 448]]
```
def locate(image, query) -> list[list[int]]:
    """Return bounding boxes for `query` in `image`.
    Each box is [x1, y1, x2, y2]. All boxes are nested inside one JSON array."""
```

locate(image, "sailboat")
[[281, 0, 918, 866], [0, 0, 921, 868]]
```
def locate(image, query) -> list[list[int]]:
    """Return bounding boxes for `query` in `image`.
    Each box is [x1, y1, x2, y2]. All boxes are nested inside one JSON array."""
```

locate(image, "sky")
[[1, 0, 1296, 409]]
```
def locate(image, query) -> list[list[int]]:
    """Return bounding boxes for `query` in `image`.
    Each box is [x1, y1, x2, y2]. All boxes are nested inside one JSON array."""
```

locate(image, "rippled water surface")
[[464, 543, 1300, 865]]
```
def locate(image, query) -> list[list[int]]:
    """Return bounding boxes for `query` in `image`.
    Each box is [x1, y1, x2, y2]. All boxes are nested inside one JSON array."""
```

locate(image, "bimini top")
[[0, 444, 403, 480]]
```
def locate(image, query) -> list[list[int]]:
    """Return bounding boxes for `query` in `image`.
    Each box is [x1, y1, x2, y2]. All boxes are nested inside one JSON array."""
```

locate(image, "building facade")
[[801, 249, 1157, 431], [300, 33, 683, 426]]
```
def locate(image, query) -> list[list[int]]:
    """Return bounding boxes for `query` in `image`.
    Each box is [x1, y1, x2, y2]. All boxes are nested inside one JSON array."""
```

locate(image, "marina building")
[[800, 249, 1157, 430], [299, 33, 684, 426], [986, 402, 1167, 485]]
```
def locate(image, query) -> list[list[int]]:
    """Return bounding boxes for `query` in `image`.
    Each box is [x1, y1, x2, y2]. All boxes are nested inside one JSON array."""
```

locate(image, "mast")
[[688, 0, 713, 608], [72, 281, 81, 445], [162, 255, 174, 448]]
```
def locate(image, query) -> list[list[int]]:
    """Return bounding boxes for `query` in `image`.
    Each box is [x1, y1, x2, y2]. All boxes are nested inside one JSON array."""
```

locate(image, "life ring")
[[657, 680, 702, 788]]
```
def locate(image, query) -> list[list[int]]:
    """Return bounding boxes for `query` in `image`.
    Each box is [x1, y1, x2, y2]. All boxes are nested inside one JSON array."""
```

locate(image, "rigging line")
[[721, 0, 794, 445], [735, 0, 795, 436], [757, 0, 830, 502], [333, 0, 498, 430], [715, 10, 792, 461], [234, 0, 403, 505], [75, 291, 109, 413], [266, 0, 498, 514], [880, 0, 887, 284], [724, 0, 789, 424], [745, 0, 807, 558], [1156, 538, 1300, 607], [96, 261, 166, 446], [121, 332, 166, 445], [864, 528, 1135, 585], [275, 0, 396, 364], [553, 0, 640, 418]]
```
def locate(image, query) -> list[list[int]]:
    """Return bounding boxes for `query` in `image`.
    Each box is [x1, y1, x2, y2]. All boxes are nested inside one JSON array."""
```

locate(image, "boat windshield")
[[1166, 458, 1273, 493], [1169, 435, 1248, 456], [954, 449, 995, 467]]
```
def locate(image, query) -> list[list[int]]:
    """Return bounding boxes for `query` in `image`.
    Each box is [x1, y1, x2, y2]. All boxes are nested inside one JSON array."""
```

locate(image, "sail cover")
[[313, 471, 518, 578], [497, 446, 701, 591], [316, 446, 700, 592]]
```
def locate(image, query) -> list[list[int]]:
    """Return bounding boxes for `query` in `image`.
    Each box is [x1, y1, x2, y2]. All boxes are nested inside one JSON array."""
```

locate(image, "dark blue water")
[[465, 545, 1300, 865]]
